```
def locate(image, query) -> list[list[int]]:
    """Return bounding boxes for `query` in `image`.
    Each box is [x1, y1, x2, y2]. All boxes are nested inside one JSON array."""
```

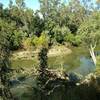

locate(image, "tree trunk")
[[89, 44, 96, 66], [38, 47, 48, 86]]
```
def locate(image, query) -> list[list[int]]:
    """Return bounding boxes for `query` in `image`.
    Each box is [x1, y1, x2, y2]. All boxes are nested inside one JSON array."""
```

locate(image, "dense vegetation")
[[0, 0, 100, 50], [0, 0, 100, 100]]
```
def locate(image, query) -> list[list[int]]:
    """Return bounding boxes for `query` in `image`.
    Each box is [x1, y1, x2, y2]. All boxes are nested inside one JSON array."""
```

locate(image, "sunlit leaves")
[[77, 12, 100, 47], [32, 32, 49, 48]]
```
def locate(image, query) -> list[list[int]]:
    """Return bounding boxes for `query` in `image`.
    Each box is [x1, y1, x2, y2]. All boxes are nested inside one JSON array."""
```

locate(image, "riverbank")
[[11, 45, 72, 60], [11, 46, 96, 75]]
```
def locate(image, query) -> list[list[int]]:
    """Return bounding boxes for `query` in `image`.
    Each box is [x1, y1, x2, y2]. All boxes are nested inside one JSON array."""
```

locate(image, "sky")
[[0, 0, 40, 10], [0, 0, 68, 10], [0, 0, 97, 11]]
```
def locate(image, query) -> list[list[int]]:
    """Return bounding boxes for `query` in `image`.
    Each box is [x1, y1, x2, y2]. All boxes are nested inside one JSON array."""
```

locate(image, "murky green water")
[[11, 46, 100, 76], [11, 46, 100, 100], [48, 46, 95, 76]]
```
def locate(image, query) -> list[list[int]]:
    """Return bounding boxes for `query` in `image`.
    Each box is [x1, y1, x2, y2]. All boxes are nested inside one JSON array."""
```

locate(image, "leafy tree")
[[67, 0, 86, 33], [15, 0, 25, 9], [0, 19, 13, 100], [77, 12, 100, 65], [53, 25, 70, 43], [9, 0, 13, 9], [39, 0, 71, 44], [39, 0, 60, 20], [64, 33, 81, 46], [23, 9, 34, 35], [9, 30, 23, 50], [32, 32, 49, 48], [32, 13, 44, 37], [22, 37, 32, 50]]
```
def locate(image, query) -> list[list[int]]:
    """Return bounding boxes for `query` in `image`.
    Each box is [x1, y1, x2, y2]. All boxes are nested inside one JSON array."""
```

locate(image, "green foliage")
[[10, 30, 23, 50], [53, 25, 71, 43], [0, 20, 10, 68], [22, 37, 32, 50], [0, 0, 100, 51], [1, 0, 100, 99], [95, 56, 100, 75], [67, 0, 86, 33], [15, 0, 25, 9], [64, 33, 81, 46], [32, 13, 44, 36], [77, 12, 100, 47], [64, 33, 74, 43], [0, 19, 14, 100], [74, 36, 82, 46], [32, 32, 49, 48]]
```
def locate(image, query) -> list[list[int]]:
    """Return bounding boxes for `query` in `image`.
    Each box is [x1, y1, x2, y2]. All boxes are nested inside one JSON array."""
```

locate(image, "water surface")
[[11, 47, 99, 76]]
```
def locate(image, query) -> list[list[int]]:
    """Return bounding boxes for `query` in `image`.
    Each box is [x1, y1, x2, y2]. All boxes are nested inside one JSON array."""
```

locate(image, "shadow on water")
[[11, 46, 100, 76], [48, 46, 100, 76], [10, 47, 100, 100]]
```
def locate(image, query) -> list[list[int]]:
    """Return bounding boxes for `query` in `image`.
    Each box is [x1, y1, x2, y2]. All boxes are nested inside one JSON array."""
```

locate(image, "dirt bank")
[[11, 45, 72, 60]]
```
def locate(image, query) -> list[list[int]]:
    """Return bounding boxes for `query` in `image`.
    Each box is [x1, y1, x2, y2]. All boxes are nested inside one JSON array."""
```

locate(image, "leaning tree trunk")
[[89, 44, 96, 66]]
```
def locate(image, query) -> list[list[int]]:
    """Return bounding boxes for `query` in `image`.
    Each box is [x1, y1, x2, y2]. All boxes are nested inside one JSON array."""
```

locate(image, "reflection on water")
[[73, 57, 95, 76], [48, 47, 97, 76], [12, 47, 100, 76], [10, 47, 100, 100]]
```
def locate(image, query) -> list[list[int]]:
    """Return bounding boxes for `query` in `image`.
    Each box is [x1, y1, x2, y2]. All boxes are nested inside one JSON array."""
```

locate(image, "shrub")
[[32, 33, 49, 48], [22, 38, 32, 50], [64, 33, 81, 46], [53, 25, 71, 44], [10, 30, 23, 50]]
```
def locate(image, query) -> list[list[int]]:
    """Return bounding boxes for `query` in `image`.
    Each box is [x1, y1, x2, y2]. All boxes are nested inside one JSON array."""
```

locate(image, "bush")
[[64, 33, 81, 46], [53, 25, 71, 44], [10, 30, 23, 50], [22, 38, 32, 50], [32, 33, 49, 48]]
